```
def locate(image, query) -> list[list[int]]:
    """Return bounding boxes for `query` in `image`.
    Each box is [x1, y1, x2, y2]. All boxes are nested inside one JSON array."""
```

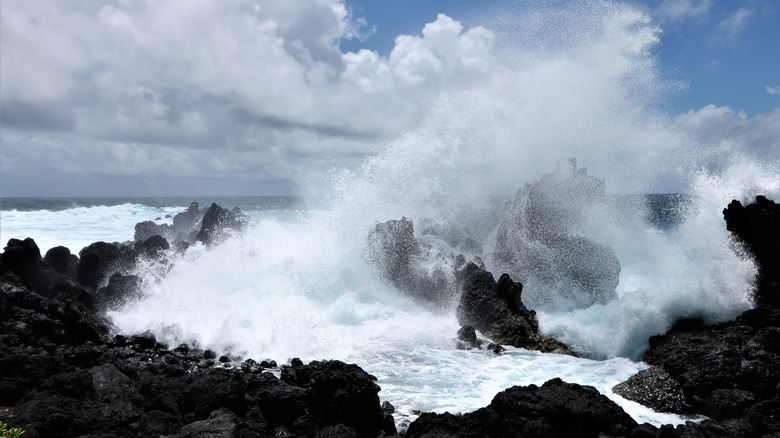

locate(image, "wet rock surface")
[[456, 262, 574, 354], [493, 158, 621, 311], [612, 366, 691, 414], [366, 217, 457, 305], [0, 280, 397, 438], [642, 308, 780, 425], [723, 195, 780, 307], [611, 195, 780, 436], [406, 378, 640, 438], [4, 196, 780, 438]]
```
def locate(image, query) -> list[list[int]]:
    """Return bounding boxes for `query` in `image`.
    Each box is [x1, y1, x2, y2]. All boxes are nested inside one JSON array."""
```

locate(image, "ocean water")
[[1, 181, 775, 428], [3, 1, 780, 430]]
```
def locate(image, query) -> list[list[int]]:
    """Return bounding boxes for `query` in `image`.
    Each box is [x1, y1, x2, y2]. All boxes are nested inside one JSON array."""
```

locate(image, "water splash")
[[106, 1, 778, 425]]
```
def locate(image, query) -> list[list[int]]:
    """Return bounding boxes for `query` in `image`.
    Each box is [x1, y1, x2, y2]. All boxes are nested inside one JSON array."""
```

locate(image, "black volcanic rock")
[[493, 158, 620, 311], [134, 220, 172, 244], [134, 234, 170, 259], [1, 239, 399, 438], [196, 203, 250, 245], [456, 262, 573, 354], [281, 360, 396, 437], [366, 217, 456, 305], [366, 217, 417, 288], [77, 241, 135, 289], [612, 367, 691, 414], [44, 246, 79, 280], [643, 307, 780, 424], [406, 378, 638, 438], [135, 202, 206, 244], [723, 195, 780, 307], [173, 202, 204, 237], [1, 238, 94, 309], [95, 273, 142, 312]]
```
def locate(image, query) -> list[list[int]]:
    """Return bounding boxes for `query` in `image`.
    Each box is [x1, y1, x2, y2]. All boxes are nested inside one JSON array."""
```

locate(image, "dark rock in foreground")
[[456, 262, 573, 355], [612, 366, 691, 414], [0, 277, 397, 438], [723, 195, 780, 308], [606, 194, 780, 437], [406, 378, 639, 438], [643, 308, 780, 425]]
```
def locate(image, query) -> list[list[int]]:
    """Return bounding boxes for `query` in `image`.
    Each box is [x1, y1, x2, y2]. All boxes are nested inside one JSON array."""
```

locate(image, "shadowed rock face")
[[196, 203, 250, 245], [77, 241, 135, 290], [365, 217, 458, 306], [456, 262, 573, 355], [612, 367, 691, 414], [642, 309, 780, 423], [135, 202, 204, 244], [493, 158, 620, 311], [723, 195, 780, 308], [406, 378, 638, 438], [0, 266, 397, 438]]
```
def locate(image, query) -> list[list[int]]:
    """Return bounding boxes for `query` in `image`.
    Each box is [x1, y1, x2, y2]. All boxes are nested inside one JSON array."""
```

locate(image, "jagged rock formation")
[[642, 310, 780, 426], [405, 378, 641, 438], [0, 249, 397, 438], [196, 202, 250, 245], [493, 158, 620, 310], [723, 195, 780, 307], [612, 367, 691, 414], [134, 202, 204, 243], [456, 262, 573, 354], [365, 217, 461, 306]]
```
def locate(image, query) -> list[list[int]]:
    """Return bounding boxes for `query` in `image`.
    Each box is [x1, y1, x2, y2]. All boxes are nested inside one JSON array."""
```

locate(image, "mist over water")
[[101, 1, 780, 425]]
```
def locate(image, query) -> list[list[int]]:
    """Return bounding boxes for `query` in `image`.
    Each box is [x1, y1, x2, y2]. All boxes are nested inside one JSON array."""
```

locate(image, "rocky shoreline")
[[1, 197, 778, 437]]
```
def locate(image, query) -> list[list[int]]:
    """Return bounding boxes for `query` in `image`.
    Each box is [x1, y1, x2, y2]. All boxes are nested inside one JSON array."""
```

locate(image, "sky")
[[1, 0, 778, 197]]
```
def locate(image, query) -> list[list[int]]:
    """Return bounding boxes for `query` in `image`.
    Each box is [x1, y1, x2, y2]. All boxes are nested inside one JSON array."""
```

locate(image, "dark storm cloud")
[[1, 100, 77, 132]]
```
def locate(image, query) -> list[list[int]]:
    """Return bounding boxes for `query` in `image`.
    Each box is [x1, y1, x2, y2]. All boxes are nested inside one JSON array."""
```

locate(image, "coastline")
[[0, 196, 778, 437]]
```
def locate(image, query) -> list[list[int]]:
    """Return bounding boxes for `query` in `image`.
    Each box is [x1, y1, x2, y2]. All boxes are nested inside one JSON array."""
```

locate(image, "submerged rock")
[[493, 158, 620, 311]]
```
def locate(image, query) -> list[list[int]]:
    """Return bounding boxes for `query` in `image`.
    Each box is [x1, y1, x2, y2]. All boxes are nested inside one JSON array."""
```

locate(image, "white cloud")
[[712, 7, 755, 45], [768, 86, 780, 96], [655, 0, 711, 22], [674, 105, 780, 161], [1, 0, 777, 197]]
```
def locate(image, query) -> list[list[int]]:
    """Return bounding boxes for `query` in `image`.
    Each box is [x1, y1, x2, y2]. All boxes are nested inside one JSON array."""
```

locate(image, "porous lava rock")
[[196, 203, 250, 245], [612, 366, 691, 414], [405, 378, 639, 438], [456, 262, 573, 354], [723, 195, 780, 307], [642, 309, 780, 423]]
